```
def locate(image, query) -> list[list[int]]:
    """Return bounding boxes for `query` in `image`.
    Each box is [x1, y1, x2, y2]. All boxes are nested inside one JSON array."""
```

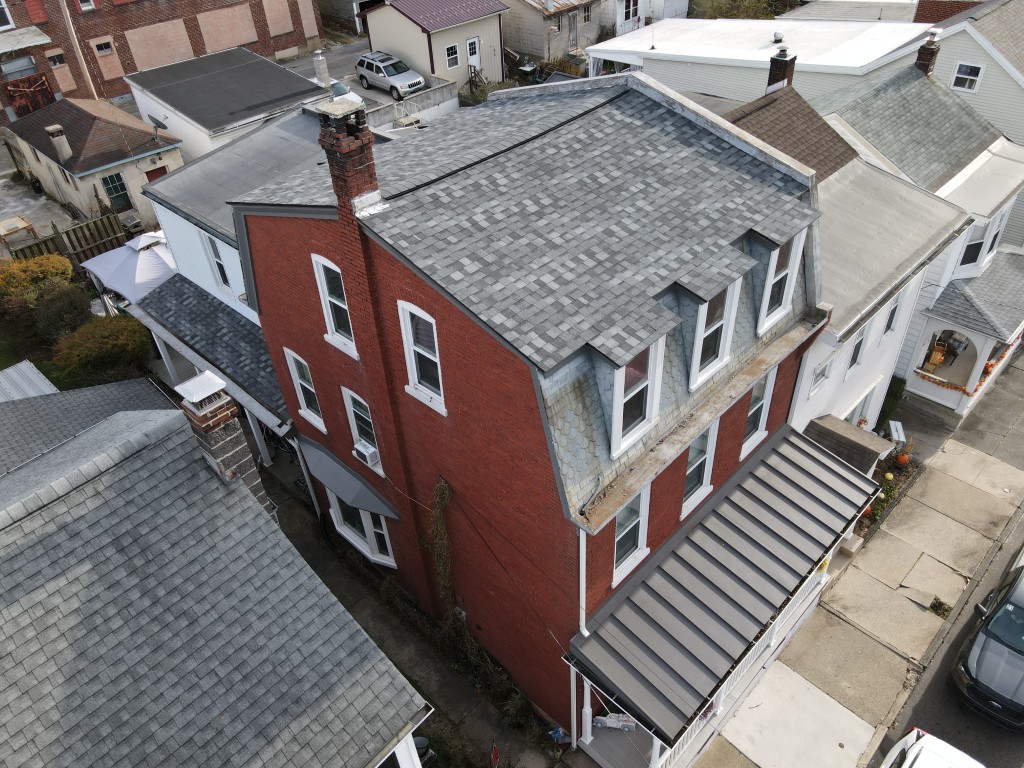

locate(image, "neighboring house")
[[363, 0, 508, 87], [125, 48, 330, 161], [228, 77, 876, 768], [0, 360, 56, 402], [779, 0, 919, 20], [721, 55, 972, 432], [0, 376, 431, 768], [4, 97, 183, 227], [502, 0, 607, 61], [0, 0, 322, 125]]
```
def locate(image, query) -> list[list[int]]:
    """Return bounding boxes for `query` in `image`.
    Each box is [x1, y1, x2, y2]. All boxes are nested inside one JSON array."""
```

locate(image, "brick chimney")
[[44, 124, 73, 163], [318, 100, 382, 217], [175, 371, 274, 516], [766, 45, 797, 95], [915, 28, 942, 75]]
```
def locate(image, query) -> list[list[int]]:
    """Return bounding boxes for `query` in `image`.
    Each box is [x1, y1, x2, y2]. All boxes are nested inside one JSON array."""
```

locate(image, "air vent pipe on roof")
[[773, 31, 784, 43]]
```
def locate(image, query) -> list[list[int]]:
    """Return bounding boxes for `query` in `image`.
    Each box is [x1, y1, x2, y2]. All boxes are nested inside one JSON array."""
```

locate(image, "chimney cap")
[[44, 124, 64, 136], [926, 27, 942, 43], [175, 370, 227, 404], [316, 99, 363, 121], [775, 44, 789, 58]]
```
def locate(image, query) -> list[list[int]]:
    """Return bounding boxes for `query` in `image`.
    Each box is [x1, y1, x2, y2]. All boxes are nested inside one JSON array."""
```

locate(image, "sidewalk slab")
[[907, 468, 1016, 539], [722, 662, 874, 768], [882, 498, 991, 576], [693, 737, 757, 768], [900, 554, 967, 607], [973, 457, 1024, 506], [851, 529, 921, 589], [823, 567, 944, 660], [778, 608, 908, 726], [927, 440, 990, 485]]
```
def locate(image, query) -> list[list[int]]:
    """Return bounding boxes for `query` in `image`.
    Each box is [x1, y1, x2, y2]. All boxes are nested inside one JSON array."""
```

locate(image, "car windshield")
[[986, 602, 1024, 654], [384, 61, 410, 76], [330, 82, 351, 96]]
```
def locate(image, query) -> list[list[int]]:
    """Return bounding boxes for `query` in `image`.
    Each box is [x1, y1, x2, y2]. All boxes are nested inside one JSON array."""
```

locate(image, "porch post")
[[570, 667, 578, 749], [245, 408, 274, 467], [152, 333, 181, 385], [581, 679, 593, 744], [649, 732, 661, 768], [959, 338, 997, 414]]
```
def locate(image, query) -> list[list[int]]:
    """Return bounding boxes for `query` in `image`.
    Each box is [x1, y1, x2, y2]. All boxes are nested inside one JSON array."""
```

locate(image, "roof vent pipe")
[[773, 31, 784, 43]]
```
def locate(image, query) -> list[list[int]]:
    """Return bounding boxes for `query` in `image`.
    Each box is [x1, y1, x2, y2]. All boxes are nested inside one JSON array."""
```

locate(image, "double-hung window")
[[445, 44, 459, 68], [583, 4, 592, 22], [312, 254, 357, 358], [690, 279, 740, 390], [741, 368, 776, 459], [612, 485, 649, 586], [682, 421, 717, 517], [847, 327, 866, 375], [202, 233, 230, 290], [284, 348, 325, 431], [883, 295, 900, 335], [327, 491, 395, 567], [758, 230, 805, 335], [959, 225, 985, 268], [809, 356, 834, 395], [398, 301, 446, 415], [1, 1, 15, 31], [611, 338, 664, 457], [986, 208, 1008, 257], [951, 62, 982, 92], [342, 388, 383, 474], [624, 0, 639, 21]]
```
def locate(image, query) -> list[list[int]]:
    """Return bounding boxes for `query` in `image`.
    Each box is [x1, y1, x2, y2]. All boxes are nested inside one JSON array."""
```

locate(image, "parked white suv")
[[355, 52, 426, 101], [880, 728, 984, 768]]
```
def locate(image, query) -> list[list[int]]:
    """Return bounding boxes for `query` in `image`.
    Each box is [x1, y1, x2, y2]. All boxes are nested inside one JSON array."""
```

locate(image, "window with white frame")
[[554, 14, 562, 32], [284, 349, 325, 431], [79, 0, 96, 10], [583, 3, 592, 22], [951, 62, 982, 92], [445, 44, 459, 68], [342, 388, 383, 473], [398, 301, 445, 414], [101, 172, 132, 212], [809, 357, 834, 395], [624, 0, 639, 20], [611, 338, 664, 457], [847, 327, 866, 375], [741, 368, 776, 458], [202, 233, 230, 289], [986, 207, 1009, 257], [758, 231, 804, 334], [883, 295, 900, 335], [312, 254, 357, 358], [959, 225, 985, 267], [612, 485, 649, 585], [690, 279, 740, 390], [327, 491, 395, 567], [682, 421, 717, 516], [0, 0, 13, 31]]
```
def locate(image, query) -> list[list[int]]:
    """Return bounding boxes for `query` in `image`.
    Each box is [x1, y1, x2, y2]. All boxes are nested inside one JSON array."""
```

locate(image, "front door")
[[467, 37, 481, 70], [568, 11, 579, 48]]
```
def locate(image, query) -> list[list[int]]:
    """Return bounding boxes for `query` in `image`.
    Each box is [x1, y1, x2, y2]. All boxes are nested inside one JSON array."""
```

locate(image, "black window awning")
[[296, 436, 399, 520]]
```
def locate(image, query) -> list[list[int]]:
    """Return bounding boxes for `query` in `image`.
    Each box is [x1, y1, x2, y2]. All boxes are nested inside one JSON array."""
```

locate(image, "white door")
[[467, 37, 481, 70], [568, 11, 578, 48]]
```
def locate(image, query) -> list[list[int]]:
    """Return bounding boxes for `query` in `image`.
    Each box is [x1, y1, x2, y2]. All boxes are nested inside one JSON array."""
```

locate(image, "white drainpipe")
[[579, 528, 589, 637]]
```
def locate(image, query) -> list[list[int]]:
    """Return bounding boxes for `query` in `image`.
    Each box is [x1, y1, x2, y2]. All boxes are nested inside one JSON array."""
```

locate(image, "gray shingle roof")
[[971, 0, 1024, 80], [925, 249, 1024, 340], [0, 379, 172, 475], [369, 0, 509, 31], [136, 274, 287, 419], [0, 406, 425, 768], [809, 66, 1001, 191]]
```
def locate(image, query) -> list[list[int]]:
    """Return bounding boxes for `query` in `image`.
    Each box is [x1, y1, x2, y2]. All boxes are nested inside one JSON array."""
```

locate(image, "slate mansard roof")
[[0, 391, 426, 768], [238, 76, 818, 372]]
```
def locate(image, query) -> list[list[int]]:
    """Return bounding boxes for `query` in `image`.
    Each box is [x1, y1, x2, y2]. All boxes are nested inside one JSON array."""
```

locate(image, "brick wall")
[[1, 0, 322, 124], [914, 0, 980, 23]]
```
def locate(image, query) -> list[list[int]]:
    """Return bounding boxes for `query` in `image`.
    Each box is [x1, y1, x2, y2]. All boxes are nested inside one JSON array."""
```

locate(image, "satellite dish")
[[148, 115, 168, 130]]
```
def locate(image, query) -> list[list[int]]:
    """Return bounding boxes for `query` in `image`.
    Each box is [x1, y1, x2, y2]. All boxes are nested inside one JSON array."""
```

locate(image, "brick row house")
[[227, 75, 875, 767], [0, 0, 322, 124]]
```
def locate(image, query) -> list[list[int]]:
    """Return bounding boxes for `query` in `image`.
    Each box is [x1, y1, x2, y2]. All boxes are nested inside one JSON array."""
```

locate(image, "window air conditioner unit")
[[354, 440, 379, 466]]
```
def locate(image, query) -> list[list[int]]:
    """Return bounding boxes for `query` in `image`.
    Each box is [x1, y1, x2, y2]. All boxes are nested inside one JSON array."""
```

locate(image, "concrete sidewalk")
[[695, 354, 1024, 768]]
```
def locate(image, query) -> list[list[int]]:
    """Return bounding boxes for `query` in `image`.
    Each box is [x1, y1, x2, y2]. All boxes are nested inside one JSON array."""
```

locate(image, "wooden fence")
[[9, 214, 128, 273]]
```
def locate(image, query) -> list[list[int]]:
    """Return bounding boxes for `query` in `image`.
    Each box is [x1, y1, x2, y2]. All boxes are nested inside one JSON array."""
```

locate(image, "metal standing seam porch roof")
[[569, 427, 876, 745]]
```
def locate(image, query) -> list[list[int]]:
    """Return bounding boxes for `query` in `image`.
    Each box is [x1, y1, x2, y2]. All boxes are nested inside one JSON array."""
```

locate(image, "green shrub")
[[54, 315, 150, 375], [0, 254, 75, 319], [33, 284, 93, 342]]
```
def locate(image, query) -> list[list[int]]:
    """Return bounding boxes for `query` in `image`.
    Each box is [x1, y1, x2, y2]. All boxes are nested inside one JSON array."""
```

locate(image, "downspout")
[[579, 528, 589, 637], [59, 0, 98, 99]]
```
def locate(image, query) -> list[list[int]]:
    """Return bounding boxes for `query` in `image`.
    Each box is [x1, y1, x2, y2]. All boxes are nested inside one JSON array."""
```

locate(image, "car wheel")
[[359, 75, 370, 89], [390, 86, 402, 101]]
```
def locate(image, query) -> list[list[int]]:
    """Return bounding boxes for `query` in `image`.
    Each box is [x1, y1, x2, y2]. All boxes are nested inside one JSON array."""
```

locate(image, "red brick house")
[[0, 0, 322, 124], [230, 74, 875, 768]]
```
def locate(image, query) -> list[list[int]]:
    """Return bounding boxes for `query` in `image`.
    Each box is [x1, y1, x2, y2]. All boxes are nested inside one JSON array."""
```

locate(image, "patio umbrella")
[[81, 235, 177, 303]]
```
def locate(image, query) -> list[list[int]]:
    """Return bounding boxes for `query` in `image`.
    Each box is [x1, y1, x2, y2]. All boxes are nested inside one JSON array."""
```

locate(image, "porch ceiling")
[[569, 426, 875, 745]]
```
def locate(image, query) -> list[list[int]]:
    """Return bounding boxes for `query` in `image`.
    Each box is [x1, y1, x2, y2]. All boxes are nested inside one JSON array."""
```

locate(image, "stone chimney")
[[175, 371, 274, 516], [44, 125, 73, 163], [317, 100, 382, 218], [915, 28, 942, 75], [313, 48, 330, 88], [766, 45, 797, 94]]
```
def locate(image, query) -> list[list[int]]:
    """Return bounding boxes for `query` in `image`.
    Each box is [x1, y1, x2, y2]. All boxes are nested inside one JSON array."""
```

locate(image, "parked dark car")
[[952, 543, 1024, 729]]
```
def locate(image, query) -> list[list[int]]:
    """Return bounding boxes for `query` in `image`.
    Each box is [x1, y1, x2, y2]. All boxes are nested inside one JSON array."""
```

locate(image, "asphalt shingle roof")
[[0, 379, 172, 475], [0, 405, 425, 767], [6, 99, 180, 174], [370, 0, 508, 30], [724, 86, 858, 182], [926, 249, 1024, 340], [809, 66, 1001, 191], [135, 274, 287, 419], [970, 0, 1024, 78]]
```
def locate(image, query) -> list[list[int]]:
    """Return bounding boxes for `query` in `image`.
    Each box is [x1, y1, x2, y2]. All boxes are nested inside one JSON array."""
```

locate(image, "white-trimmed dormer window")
[[312, 254, 358, 359], [985, 206, 1009, 259], [959, 225, 985, 268], [398, 301, 446, 415], [682, 420, 718, 518], [326, 491, 395, 567], [284, 348, 325, 432], [951, 62, 983, 92], [612, 485, 650, 586], [741, 367, 776, 459], [690, 279, 741, 390], [758, 230, 805, 335], [611, 337, 665, 458], [342, 388, 383, 475], [0, 1, 15, 31]]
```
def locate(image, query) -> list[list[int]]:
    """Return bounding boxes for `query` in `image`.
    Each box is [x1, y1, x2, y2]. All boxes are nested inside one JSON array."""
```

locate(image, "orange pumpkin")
[[895, 453, 910, 466]]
